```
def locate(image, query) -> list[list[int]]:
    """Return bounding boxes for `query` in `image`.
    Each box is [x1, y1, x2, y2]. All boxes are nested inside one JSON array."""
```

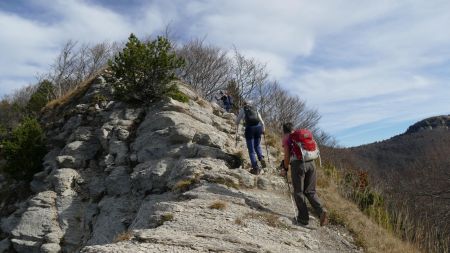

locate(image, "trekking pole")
[[235, 125, 239, 148], [285, 172, 298, 222], [263, 132, 272, 168]]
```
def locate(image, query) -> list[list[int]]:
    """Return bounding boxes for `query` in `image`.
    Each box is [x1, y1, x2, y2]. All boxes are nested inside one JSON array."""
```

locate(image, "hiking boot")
[[320, 211, 328, 226], [260, 159, 267, 168], [295, 217, 309, 226], [249, 167, 260, 175]]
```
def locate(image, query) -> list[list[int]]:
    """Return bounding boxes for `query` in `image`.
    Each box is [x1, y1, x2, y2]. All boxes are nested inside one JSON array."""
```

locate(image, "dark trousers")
[[244, 124, 263, 169], [224, 103, 231, 112], [291, 160, 325, 222]]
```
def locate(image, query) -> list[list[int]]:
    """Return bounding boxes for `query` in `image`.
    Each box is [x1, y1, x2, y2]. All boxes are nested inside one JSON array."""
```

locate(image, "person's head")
[[282, 122, 293, 134]]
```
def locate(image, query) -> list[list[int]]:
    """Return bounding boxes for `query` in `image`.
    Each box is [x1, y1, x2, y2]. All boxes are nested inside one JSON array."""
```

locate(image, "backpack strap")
[[287, 134, 298, 161]]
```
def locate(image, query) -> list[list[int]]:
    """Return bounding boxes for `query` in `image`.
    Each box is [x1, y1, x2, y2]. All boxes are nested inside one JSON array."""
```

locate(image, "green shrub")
[[0, 124, 7, 140], [109, 33, 184, 104], [1, 118, 47, 181], [0, 100, 27, 129], [27, 80, 54, 115], [167, 86, 189, 103], [157, 213, 174, 226], [92, 93, 107, 105]]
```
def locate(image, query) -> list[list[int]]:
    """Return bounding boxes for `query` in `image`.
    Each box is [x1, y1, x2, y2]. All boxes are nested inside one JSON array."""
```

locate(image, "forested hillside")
[[324, 120, 450, 253]]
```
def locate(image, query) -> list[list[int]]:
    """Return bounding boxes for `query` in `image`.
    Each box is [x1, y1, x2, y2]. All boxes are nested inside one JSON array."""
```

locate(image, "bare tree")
[[50, 40, 78, 98], [3, 84, 37, 108], [231, 49, 268, 105], [88, 42, 113, 76], [177, 39, 231, 99], [47, 40, 114, 99], [0, 84, 37, 128], [254, 81, 320, 134], [315, 130, 339, 147]]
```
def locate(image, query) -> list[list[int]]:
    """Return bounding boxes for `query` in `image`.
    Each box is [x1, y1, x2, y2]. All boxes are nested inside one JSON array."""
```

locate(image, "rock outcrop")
[[0, 72, 361, 252], [405, 115, 450, 134]]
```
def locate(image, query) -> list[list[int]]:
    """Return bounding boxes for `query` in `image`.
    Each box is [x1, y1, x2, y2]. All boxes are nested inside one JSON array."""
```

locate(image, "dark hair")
[[282, 122, 293, 134]]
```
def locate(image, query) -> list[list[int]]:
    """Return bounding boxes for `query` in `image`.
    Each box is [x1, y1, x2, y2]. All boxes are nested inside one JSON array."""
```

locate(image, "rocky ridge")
[[0, 72, 361, 253], [405, 115, 450, 134]]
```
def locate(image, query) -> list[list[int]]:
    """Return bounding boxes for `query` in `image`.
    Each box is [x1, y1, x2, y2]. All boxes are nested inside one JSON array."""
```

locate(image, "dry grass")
[[157, 213, 174, 226], [205, 177, 239, 189], [268, 142, 421, 252], [316, 172, 330, 188], [264, 132, 279, 148], [209, 200, 227, 210], [195, 97, 210, 108], [317, 168, 421, 253], [44, 67, 107, 112], [172, 177, 199, 192], [240, 212, 291, 230], [212, 108, 222, 116], [113, 230, 133, 243]]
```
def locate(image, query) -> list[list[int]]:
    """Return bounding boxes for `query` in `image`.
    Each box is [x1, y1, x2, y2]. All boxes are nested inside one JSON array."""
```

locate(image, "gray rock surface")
[[41, 243, 61, 253], [0, 77, 361, 253], [0, 238, 11, 252], [405, 115, 450, 134]]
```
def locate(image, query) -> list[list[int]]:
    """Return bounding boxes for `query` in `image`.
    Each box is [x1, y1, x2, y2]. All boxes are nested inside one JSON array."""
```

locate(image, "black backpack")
[[244, 105, 260, 126]]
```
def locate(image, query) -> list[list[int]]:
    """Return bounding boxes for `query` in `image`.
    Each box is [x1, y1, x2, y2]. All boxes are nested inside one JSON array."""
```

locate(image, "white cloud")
[[0, 0, 178, 95], [291, 67, 433, 104], [49, 0, 130, 42], [1, 0, 450, 146]]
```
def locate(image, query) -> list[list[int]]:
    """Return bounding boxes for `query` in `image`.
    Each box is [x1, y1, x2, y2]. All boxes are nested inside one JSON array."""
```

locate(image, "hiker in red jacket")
[[280, 122, 328, 226]]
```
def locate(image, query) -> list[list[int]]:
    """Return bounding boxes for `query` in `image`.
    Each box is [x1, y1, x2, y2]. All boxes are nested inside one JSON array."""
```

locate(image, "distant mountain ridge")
[[324, 114, 450, 252], [405, 115, 450, 134]]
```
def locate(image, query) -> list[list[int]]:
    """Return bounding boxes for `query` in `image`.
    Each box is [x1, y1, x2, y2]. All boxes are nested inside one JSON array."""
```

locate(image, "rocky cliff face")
[[405, 115, 450, 134], [0, 72, 361, 253]]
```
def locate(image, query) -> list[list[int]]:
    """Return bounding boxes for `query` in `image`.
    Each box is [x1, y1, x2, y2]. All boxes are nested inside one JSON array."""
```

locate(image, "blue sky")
[[1, 0, 449, 147]]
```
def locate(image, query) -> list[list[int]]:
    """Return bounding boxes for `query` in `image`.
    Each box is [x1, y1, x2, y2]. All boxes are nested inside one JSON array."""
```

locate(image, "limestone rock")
[[88, 176, 106, 200], [30, 171, 50, 193], [68, 126, 94, 142], [257, 177, 270, 190], [87, 196, 133, 246], [41, 243, 61, 253], [116, 128, 130, 141], [105, 166, 131, 196], [56, 155, 77, 168], [0, 238, 11, 252], [50, 168, 81, 195], [44, 231, 63, 244], [0, 77, 361, 253], [55, 192, 85, 252], [108, 139, 129, 165], [61, 140, 100, 168], [130, 159, 172, 193], [1, 191, 58, 253], [10, 239, 41, 253]]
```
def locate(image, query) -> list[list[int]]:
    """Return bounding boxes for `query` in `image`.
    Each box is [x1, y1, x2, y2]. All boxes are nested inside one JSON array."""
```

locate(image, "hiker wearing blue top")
[[215, 91, 233, 112], [236, 100, 266, 175]]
